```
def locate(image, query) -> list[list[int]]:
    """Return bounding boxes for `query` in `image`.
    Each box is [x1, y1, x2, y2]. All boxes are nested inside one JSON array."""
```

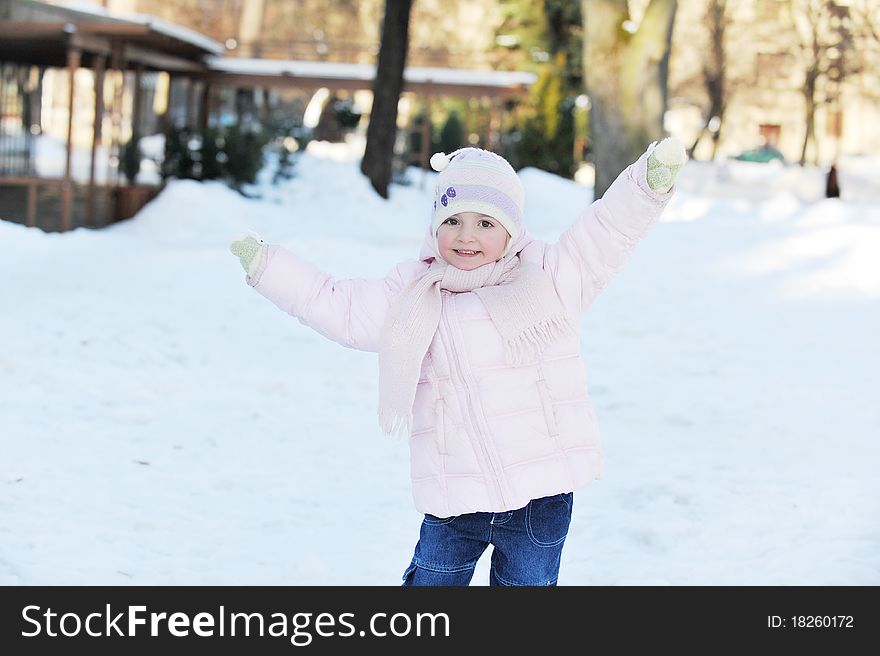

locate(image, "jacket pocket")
[[536, 379, 560, 437]]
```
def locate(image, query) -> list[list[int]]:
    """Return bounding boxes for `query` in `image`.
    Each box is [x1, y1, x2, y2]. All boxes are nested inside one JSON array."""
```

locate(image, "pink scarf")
[[378, 255, 574, 436]]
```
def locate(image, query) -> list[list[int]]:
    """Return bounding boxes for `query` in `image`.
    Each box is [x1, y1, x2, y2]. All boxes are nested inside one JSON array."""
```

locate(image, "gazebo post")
[[87, 54, 106, 227], [0, 68, 5, 172], [161, 73, 175, 133], [27, 183, 37, 228], [109, 41, 125, 186], [199, 79, 211, 134], [132, 63, 144, 139], [105, 41, 128, 222], [185, 77, 195, 128], [33, 67, 46, 140], [62, 45, 81, 232]]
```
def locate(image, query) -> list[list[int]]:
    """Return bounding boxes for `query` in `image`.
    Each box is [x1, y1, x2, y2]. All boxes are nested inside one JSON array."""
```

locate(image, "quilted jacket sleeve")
[[544, 150, 674, 316], [245, 244, 421, 352]]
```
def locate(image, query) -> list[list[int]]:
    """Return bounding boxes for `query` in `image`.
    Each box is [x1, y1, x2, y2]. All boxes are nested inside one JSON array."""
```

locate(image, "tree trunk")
[[583, 0, 677, 198], [239, 0, 266, 57], [361, 0, 413, 199], [800, 66, 817, 165], [690, 0, 727, 160], [710, 127, 721, 159], [689, 68, 726, 159]]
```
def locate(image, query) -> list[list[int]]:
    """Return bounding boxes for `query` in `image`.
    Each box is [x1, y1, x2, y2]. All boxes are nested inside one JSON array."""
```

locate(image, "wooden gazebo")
[[0, 0, 224, 231]]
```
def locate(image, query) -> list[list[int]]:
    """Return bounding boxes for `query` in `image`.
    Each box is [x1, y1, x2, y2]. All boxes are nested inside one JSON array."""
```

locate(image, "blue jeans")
[[401, 492, 573, 586]]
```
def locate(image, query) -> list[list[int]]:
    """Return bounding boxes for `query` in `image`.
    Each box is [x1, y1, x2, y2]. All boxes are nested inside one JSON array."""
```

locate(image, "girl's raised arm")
[[543, 138, 685, 315]]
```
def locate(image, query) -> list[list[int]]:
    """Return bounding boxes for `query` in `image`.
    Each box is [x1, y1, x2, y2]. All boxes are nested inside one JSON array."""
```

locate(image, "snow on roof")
[[49, 1, 225, 54], [205, 56, 537, 89]]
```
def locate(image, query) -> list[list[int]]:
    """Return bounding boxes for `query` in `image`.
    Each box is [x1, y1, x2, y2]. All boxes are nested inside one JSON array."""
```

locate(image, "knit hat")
[[430, 147, 525, 258]]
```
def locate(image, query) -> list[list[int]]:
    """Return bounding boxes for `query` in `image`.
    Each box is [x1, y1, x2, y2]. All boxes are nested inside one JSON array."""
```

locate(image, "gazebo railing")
[[0, 62, 37, 177]]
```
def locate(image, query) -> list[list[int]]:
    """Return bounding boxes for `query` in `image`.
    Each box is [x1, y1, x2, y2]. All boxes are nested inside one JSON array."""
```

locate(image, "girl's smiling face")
[[436, 212, 510, 270]]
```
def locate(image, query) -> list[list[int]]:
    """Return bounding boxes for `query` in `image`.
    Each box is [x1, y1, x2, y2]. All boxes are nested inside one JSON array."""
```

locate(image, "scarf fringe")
[[504, 316, 574, 366], [379, 410, 412, 439]]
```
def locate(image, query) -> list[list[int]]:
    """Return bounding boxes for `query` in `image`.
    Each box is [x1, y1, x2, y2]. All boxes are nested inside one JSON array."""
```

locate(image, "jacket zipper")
[[441, 294, 508, 508]]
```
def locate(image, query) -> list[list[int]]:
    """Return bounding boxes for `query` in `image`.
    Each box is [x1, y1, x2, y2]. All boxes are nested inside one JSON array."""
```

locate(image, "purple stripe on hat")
[[443, 185, 522, 224]]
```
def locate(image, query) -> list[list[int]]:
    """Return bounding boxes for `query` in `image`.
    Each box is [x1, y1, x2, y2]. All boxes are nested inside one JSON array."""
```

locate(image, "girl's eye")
[[479, 220, 494, 228], [444, 218, 459, 225]]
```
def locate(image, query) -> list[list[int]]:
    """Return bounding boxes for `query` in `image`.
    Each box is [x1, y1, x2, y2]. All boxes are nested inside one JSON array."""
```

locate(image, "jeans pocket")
[[525, 492, 573, 547], [423, 513, 457, 526]]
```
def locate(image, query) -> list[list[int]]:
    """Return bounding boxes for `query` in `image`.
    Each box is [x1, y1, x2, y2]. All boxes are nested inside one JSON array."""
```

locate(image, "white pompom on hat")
[[430, 147, 525, 258], [429, 152, 451, 171]]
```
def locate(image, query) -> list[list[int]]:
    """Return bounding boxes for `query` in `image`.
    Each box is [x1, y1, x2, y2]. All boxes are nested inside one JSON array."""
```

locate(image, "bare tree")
[[582, 0, 678, 198], [689, 0, 729, 159], [787, 0, 860, 164], [361, 0, 413, 198], [239, 0, 267, 57], [850, 0, 880, 96], [852, 0, 880, 39]]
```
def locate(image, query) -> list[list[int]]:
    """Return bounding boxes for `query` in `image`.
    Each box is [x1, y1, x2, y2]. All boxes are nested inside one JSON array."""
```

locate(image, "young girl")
[[230, 139, 686, 586]]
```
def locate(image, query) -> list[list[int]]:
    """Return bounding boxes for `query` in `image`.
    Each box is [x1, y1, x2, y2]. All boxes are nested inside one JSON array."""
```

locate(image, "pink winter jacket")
[[246, 156, 673, 518]]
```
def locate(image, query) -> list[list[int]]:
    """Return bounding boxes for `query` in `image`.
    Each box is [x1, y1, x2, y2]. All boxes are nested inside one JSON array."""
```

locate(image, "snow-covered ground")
[[1, 139, 878, 585]]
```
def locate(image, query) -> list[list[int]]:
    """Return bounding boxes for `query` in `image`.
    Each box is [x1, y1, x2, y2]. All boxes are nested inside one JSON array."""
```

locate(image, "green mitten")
[[646, 137, 687, 193], [229, 230, 266, 278]]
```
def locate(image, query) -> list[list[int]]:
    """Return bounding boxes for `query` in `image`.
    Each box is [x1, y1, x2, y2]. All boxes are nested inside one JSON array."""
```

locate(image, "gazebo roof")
[[0, 0, 224, 71], [53, 1, 226, 55], [205, 57, 537, 97]]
